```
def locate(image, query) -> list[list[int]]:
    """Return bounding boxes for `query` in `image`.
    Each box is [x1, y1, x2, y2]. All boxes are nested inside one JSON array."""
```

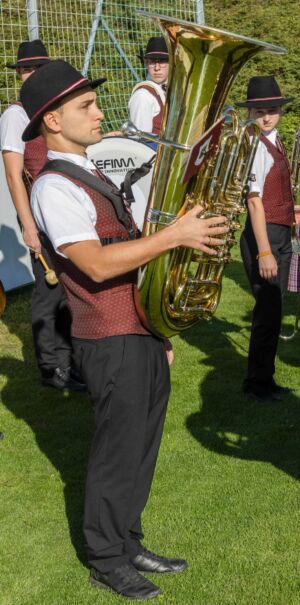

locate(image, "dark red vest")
[[136, 84, 165, 134], [260, 133, 294, 227], [13, 102, 48, 193], [38, 171, 150, 340]]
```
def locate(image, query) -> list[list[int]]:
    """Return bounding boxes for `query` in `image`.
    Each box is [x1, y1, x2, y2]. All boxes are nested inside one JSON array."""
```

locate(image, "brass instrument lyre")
[[123, 11, 286, 338]]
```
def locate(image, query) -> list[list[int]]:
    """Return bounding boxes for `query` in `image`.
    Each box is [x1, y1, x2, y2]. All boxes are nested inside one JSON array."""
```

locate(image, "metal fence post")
[[27, 0, 39, 40], [195, 0, 205, 24]]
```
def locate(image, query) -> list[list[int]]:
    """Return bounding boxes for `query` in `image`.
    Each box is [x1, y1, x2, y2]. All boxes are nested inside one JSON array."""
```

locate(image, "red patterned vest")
[[39, 171, 150, 340], [14, 102, 48, 193], [135, 84, 165, 134], [260, 133, 294, 227]]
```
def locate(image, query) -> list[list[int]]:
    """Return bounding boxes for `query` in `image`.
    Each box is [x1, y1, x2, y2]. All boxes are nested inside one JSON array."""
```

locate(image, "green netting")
[[0, 1, 198, 131]]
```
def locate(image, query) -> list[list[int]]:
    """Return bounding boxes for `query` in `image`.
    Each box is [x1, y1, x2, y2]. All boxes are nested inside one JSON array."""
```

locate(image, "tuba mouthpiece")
[[121, 120, 140, 138]]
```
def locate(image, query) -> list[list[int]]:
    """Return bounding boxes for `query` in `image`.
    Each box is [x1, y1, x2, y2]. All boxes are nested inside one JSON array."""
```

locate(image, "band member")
[[20, 59, 228, 599], [128, 37, 169, 142], [237, 76, 294, 401], [0, 40, 85, 391]]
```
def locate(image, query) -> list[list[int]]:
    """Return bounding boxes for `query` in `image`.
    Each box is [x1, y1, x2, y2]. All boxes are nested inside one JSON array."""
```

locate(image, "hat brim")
[[144, 53, 169, 62], [6, 58, 50, 69], [22, 77, 107, 142], [236, 97, 293, 108]]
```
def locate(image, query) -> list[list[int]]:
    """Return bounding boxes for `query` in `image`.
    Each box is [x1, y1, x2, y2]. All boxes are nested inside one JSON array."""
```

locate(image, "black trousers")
[[72, 334, 170, 573], [240, 221, 292, 389], [30, 244, 72, 375]]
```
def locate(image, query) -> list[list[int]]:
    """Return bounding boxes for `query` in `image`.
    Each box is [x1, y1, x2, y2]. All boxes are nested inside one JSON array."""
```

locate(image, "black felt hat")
[[20, 59, 106, 141], [6, 39, 50, 69], [139, 37, 169, 64], [236, 76, 293, 108]]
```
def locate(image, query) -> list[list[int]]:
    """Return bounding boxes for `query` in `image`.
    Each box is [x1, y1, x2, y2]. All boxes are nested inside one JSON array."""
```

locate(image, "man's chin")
[[88, 132, 102, 145]]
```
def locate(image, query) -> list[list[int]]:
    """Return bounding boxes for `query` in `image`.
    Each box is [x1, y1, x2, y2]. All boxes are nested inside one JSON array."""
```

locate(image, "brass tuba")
[[126, 12, 286, 338]]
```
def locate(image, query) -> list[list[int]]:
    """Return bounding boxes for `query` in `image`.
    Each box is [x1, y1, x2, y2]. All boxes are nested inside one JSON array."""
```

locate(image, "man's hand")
[[174, 205, 228, 255], [258, 253, 278, 280], [22, 226, 41, 256]]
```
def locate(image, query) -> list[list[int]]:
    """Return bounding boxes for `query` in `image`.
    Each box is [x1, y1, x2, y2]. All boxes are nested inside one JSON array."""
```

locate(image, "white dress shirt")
[[128, 80, 166, 133], [0, 103, 28, 154], [31, 151, 99, 257], [249, 129, 277, 196]]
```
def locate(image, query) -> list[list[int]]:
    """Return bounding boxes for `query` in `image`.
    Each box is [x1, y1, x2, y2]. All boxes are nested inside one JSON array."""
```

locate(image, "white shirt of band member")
[[128, 80, 166, 133], [31, 151, 99, 258], [248, 129, 277, 195]]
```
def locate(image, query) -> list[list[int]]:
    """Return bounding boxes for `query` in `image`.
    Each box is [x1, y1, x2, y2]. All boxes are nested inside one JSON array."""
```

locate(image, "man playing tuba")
[[21, 59, 228, 600]]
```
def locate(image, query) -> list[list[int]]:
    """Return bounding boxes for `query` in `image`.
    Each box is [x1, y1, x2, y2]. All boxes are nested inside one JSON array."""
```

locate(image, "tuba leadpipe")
[[132, 11, 286, 338]]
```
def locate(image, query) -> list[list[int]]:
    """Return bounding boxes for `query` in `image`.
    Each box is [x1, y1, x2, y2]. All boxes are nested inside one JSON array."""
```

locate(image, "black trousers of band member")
[[240, 220, 292, 390], [72, 334, 171, 573], [30, 244, 72, 375]]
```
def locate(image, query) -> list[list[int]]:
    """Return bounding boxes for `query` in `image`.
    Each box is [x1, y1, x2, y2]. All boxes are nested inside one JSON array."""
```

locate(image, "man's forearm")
[[6, 174, 36, 230], [60, 206, 228, 283]]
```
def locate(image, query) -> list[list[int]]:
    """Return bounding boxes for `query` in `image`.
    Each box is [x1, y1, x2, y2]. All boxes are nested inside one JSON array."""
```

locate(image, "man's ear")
[[42, 108, 61, 134]]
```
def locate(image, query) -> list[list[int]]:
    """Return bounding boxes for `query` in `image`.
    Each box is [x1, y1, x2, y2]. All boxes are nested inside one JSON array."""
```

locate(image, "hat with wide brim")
[[6, 39, 50, 69], [236, 75, 293, 108], [20, 59, 106, 141], [138, 36, 169, 64]]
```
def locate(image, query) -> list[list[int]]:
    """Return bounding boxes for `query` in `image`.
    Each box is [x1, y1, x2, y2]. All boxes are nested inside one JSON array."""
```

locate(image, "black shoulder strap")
[[120, 155, 156, 206], [40, 159, 137, 238]]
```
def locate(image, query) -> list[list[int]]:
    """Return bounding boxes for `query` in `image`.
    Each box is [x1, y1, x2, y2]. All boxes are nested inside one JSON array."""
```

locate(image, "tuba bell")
[[125, 12, 286, 338]]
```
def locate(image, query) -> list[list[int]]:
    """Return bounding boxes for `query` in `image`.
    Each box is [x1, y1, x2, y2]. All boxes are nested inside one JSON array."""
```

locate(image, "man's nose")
[[96, 109, 105, 120]]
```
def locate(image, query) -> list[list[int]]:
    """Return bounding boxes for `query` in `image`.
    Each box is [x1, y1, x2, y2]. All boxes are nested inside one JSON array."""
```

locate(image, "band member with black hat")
[[128, 37, 169, 142], [237, 76, 295, 401], [0, 40, 85, 391], [20, 58, 228, 599]]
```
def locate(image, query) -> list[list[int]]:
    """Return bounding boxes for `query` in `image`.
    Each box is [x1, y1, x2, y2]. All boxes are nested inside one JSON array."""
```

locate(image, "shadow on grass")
[[182, 313, 300, 481], [0, 286, 92, 567]]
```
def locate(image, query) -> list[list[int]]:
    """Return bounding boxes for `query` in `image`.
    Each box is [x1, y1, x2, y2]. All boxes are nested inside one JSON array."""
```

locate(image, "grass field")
[[0, 254, 299, 605]]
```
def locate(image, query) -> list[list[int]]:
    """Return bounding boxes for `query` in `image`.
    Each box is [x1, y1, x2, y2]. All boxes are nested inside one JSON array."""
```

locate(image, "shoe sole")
[[41, 381, 87, 392], [90, 576, 160, 599], [134, 565, 187, 574]]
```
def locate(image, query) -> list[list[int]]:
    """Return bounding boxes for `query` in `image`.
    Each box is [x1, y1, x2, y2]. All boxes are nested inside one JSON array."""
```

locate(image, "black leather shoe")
[[90, 563, 161, 599], [41, 367, 87, 392], [131, 547, 188, 574], [242, 384, 278, 402]]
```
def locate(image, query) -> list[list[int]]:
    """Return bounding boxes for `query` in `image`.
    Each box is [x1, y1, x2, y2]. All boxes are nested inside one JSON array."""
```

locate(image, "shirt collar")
[[262, 128, 277, 145], [47, 150, 95, 171]]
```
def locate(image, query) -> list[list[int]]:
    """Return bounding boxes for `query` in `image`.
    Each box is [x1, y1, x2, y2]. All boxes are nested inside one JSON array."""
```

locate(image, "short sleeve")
[[249, 139, 274, 196], [31, 174, 99, 257], [0, 105, 28, 154], [128, 88, 159, 133]]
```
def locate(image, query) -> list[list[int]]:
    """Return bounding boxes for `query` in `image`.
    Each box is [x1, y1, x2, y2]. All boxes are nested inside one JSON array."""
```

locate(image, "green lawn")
[[0, 256, 299, 605]]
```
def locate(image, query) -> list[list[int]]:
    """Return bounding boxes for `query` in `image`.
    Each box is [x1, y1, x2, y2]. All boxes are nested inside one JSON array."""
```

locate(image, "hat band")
[[247, 95, 284, 102], [17, 56, 49, 62], [30, 76, 89, 122], [145, 51, 168, 56]]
